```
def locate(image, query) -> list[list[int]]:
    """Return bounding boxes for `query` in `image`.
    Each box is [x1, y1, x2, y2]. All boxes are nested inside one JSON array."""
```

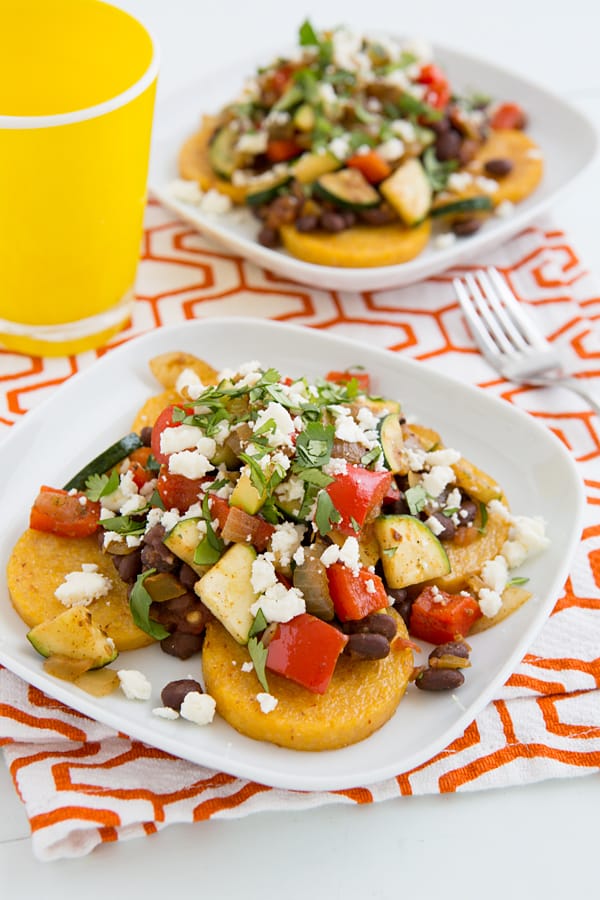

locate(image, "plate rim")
[[0, 318, 586, 790]]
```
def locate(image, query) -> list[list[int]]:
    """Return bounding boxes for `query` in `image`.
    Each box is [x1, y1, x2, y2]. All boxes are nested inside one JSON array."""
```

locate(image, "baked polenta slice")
[[202, 609, 414, 751]]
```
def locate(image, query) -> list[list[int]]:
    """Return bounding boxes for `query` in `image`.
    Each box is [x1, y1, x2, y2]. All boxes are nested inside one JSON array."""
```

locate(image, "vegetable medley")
[[177, 20, 543, 266], [17, 353, 550, 745]]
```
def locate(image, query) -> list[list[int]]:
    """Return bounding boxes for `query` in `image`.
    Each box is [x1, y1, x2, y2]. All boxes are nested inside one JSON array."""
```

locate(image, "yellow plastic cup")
[[0, 0, 159, 357]]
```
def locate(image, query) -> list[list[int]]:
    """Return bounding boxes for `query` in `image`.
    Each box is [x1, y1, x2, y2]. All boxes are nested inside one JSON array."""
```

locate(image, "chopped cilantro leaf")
[[405, 484, 428, 516], [478, 502, 488, 534], [248, 608, 268, 639], [85, 468, 119, 502], [99, 514, 146, 535], [507, 576, 529, 587], [314, 491, 342, 536], [129, 569, 169, 640], [247, 637, 269, 692]]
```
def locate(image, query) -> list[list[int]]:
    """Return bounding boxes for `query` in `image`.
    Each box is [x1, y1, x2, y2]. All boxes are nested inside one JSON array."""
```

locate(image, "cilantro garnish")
[[99, 514, 147, 535], [360, 446, 382, 467], [247, 637, 269, 692], [149, 488, 165, 510], [423, 146, 458, 192], [314, 491, 342, 536], [294, 421, 334, 469], [129, 569, 169, 641], [396, 93, 442, 122], [405, 484, 428, 517], [478, 502, 488, 534], [507, 576, 529, 587], [194, 494, 225, 566], [85, 469, 119, 502], [146, 453, 161, 473], [248, 609, 268, 639], [298, 18, 319, 46]]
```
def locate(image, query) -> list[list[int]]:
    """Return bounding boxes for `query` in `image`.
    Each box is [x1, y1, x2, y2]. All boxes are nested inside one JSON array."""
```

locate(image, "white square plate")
[[0, 319, 584, 790], [149, 42, 598, 291]]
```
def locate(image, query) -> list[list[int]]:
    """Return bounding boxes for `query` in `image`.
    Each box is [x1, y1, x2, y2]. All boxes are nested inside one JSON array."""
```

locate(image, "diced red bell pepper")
[[409, 586, 482, 644], [346, 151, 391, 184], [156, 467, 206, 512], [30, 486, 101, 538], [325, 370, 371, 393], [490, 102, 527, 130], [151, 404, 195, 465], [128, 446, 155, 489], [417, 63, 451, 110], [325, 465, 392, 536], [327, 563, 388, 622], [207, 493, 231, 531], [266, 613, 348, 694], [382, 478, 401, 506], [266, 139, 303, 163]]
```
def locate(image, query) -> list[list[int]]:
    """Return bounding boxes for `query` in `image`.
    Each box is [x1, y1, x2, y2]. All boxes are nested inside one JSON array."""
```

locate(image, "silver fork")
[[454, 267, 600, 417]]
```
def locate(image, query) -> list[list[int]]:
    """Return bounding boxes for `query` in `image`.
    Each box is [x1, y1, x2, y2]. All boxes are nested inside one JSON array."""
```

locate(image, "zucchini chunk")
[[379, 414, 404, 474], [195, 543, 258, 644], [163, 517, 210, 577], [27, 607, 118, 668], [431, 196, 493, 217], [315, 168, 380, 210], [230, 471, 266, 515], [293, 150, 340, 184], [246, 174, 293, 207], [379, 158, 432, 225], [375, 514, 450, 588], [63, 433, 143, 492], [208, 124, 240, 180]]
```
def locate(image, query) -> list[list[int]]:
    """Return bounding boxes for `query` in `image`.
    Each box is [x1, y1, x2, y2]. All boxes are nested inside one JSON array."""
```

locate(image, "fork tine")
[[463, 273, 515, 355], [475, 270, 529, 352], [454, 277, 505, 359], [486, 267, 549, 351]]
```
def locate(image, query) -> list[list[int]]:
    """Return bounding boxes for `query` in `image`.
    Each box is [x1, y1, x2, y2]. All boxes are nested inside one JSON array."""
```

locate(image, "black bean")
[[341, 210, 357, 227], [160, 632, 204, 659], [415, 668, 465, 691], [427, 512, 457, 541], [362, 613, 397, 641], [451, 217, 483, 237], [429, 641, 470, 661], [151, 592, 208, 635], [387, 588, 413, 628], [358, 205, 397, 226], [346, 632, 390, 660], [458, 499, 478, 526], [435, 128, 462, 161], [295, 214, 320, 232], [141, 541, 179, 573], [112, 549, 143, 583], [139, 426, 153, 447], [178, 562, 199, 590], [161, 678, 203, 711], [144, 524, 166, 546], [257, 225, 279, 247], [484, 158, 514, 177], [320, 211, 347, 233]]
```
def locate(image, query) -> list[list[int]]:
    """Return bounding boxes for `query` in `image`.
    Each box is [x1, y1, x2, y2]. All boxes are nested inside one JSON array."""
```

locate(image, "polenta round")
[[7, 530, 153, 651], [202, 610, 414, 751]]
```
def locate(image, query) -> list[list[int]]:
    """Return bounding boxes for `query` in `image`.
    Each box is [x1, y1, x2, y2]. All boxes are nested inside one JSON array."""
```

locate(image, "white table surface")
[[1, 0, 599, 891]]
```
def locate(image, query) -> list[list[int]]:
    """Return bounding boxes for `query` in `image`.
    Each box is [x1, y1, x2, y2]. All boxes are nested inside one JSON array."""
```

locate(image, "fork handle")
[[528, 376, 600, 418]]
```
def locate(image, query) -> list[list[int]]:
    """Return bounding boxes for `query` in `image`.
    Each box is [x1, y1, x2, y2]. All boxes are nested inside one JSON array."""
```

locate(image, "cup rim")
[[0, 4, 160, 129]]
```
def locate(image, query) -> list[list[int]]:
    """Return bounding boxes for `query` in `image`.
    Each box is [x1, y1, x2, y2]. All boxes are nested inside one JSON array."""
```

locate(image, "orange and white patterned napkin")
[[1, 203, 599, 860]]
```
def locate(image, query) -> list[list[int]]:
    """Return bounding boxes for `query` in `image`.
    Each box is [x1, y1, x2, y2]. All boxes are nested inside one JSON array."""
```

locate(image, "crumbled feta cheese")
[[338, 536, 361, 573], [324, 456, 348, 476], [180, 691, 216, 725], [495, 200, 515, 219], [251, 555, 278, 594], [160, 425, 209, 455], [390, 119, 417, 142], [317, 82, 338, 109], [320, 544, 341, 567], [445, 487, 462, 509], [81, 563, 98, 573], [510, 515, 550, 556], [480, 554, 509, 593], [160, 508, 182, 534], [254, 401, 296, 448], [200, 189, 232, 215], [332, 27, 363, 71], [169, 177, 204, 205], [328, 135, 351, 161], [120, 494, 147, 516], [236, 131, 268, 155], [487, 499, 513, 522], [117, 669, 152, 701], [377, 138, 405, 161], [404, 447, 427, 471], [101, 469, 140, 513], [356, 406, 380, 431], [501, 539, 528, 569], [365, 578, 376, 594], [250, 583, 305, 623], [421, 465, 456, 498], [270, 522, 305, 567], [425, 515, 445, 537], [478, 588, 503, 618], [475, 175, 499, 195], [275, 476, 305, 504], [168, 450, 214, 479], [152, 706, 179, 720], [54, 568, 112, 607], [175, 368, 205, 400], [433, 232, 457, 250], [425, 447, 461, 467], [447, 172, 473, 193], [126, 534, 143, 549], [256, 692, 279, 714], [241, 661, 254, 673]]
